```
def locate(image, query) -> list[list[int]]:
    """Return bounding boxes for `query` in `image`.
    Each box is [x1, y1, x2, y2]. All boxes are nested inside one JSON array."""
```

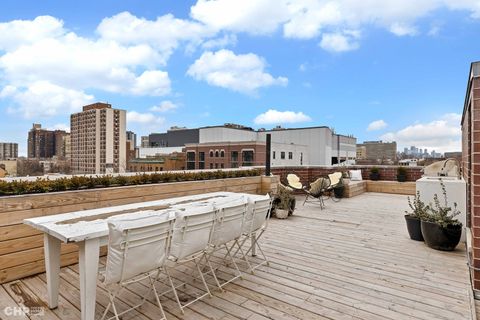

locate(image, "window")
[[242, 150, 254, 166], [288, 152, 293, 160], [215, 163, 219, 169], [300, 152, 303, 165], [231, 151, 239, 168], [210, 163, 213, 169], [221, 163, 224, 169], [273, 151, 276, 159], [280, 152, 285, 159], [220, 150, 225, 157], [186, 151, 195, 170], [209, 150, 214, 157], [199, 152, 205, 169], [215, 150, 219, 157]]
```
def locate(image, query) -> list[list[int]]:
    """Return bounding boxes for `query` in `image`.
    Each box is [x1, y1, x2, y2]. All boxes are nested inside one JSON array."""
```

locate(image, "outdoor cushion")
[[105, 211, 175, 285], [287, 174, 303, 189], [349, 170, 363, 181], [328, 172, 342, 186]]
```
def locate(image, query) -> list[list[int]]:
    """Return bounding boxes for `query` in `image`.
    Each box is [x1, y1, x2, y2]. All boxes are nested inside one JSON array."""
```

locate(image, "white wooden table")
[[24, 191, 251, 320]]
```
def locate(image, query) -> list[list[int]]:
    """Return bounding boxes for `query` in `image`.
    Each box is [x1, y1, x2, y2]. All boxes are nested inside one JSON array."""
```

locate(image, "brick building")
[[462, 61, 480, 295], [184, 141, 266, 170], [0, 142, 18, 160], [128, 153, 185, 172], [28, 124, 69, 159], [71, 102, 126, 174]]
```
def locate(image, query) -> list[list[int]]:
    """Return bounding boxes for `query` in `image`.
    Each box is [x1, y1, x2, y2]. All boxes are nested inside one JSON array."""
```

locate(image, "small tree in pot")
[[421, 181, 462, 251], [369, 167, 380, 181], [405, 192, 429, 241], [272, 183, 296, 219], [397, 166, 407, 182]]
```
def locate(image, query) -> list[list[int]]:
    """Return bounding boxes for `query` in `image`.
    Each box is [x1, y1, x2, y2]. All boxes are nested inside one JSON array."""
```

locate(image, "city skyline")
[[1, 1, 479, 155]]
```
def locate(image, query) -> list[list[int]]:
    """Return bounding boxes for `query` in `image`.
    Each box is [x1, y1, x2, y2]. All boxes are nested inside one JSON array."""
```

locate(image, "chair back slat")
[[105, 211, 175, 285]]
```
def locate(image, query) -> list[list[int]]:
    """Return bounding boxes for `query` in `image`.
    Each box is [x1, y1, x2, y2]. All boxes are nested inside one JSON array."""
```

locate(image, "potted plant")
[[369, 167, 380, 181], [397, 166, 407, 182], [333, 178, 345, 198], [272, 183, 296, 219], [405, 192, 429, 241], [421, 181, 462, 251]]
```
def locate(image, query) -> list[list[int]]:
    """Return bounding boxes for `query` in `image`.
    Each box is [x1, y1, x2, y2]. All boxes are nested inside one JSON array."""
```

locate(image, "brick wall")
[[271, 165, 423, 185], [463, 67, 480, 292]]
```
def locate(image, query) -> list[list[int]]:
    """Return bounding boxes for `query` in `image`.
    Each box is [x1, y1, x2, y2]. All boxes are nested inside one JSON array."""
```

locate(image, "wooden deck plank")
[[0, 192, 473, 320]]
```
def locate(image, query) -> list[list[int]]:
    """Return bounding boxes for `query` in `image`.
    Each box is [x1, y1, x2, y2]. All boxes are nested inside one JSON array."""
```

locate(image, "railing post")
[[265, 134, 271, 176]]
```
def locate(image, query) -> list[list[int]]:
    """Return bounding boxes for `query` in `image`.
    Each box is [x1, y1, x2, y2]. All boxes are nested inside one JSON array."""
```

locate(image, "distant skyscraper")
[[126, 131, 137, 149], [141, 136, 149, 148], [71, 102, 126, 174], [0, 142, 18, 160]]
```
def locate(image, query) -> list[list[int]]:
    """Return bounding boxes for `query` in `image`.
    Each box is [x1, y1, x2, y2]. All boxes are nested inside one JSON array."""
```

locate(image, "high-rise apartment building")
[[28, 124, 69, 159], [71, 102, 126, 174], [0, 142, 18, 160], [356, 141, 397, 162]]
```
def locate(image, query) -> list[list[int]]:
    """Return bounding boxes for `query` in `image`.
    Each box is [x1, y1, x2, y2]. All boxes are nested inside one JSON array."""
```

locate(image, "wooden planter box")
[[0, 175, 278, 284]]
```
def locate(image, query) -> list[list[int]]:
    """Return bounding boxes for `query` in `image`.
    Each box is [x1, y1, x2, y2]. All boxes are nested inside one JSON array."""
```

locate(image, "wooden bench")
[[344, 180, 367, 198]]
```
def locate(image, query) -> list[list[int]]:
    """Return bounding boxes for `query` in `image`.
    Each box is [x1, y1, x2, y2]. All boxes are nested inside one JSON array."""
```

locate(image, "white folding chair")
[[230, 194, 272, 274], [163, 204, 217, 314], [206, 196, 248, 289], [100, 211, 175, 320]]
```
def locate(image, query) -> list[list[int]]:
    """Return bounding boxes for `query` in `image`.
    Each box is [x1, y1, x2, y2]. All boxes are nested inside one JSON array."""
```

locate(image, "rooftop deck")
[[0, 193, 474, 320]]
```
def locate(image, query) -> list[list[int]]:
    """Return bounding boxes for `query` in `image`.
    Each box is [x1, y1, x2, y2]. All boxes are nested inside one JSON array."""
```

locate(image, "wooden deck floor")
[[0, 193, 474, 320]]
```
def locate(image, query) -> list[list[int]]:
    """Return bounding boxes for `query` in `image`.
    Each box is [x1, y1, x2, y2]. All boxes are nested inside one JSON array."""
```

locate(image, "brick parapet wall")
[[271, 165, 423, 185], [462, 71, 480, 291]]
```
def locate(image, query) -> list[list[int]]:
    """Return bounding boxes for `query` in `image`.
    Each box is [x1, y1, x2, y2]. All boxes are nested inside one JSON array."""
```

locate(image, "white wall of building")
[[199, 127, 258, 143], [270, 142, 309, 166]]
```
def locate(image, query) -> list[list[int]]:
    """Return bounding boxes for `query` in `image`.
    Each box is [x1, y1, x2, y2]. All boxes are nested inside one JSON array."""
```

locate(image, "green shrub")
[[0, 169, 262, 196]]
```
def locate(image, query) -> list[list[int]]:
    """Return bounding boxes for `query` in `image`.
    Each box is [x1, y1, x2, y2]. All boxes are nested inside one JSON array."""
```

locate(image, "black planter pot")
[[334, 186, 344, 198], [397, 174, 407, 182], [404, 215, 424, 241], [369, 172, 380, 181], [288, 198, 296, 216], [420, 220, 462, 251]]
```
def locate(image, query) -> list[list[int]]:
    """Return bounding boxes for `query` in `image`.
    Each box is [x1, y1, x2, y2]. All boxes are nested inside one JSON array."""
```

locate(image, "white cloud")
[[202, 34, 237, 49], [1, 81, 93, 118], [389, 22, 418, 36], [380, 113, 461, 153], [50, 123, 70, 132], [127, 111, 165, 126], [254, 109, 311, 124], [319, 31, 360, 52], [190, 0, 480, 50], [150, 101, 178, 112], [367, 119, 387, 131], [187, 49, 287, 94], [96, 12, 215, 63]]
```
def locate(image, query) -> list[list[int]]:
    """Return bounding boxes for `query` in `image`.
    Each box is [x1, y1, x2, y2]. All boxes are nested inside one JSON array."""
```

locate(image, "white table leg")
[[44, 234, 61, 309], [78, 238, 100, 320]]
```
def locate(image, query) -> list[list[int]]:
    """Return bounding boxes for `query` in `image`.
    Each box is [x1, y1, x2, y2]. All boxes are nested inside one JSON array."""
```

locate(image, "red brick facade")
[[271, 165, 423, 185], [185, 142, 266, 170], [462, 63, 480, 291]]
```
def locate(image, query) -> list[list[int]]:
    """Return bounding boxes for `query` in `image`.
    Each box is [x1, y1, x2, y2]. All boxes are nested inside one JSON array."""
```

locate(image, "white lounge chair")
[[165, 205, 217, 313], [101, 211, 175, 320], [230, 194, 272, 274], [207, 196, 248, 289]]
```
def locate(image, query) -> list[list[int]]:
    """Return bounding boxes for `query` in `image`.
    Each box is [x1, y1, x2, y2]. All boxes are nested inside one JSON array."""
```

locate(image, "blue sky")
[[0, 0, 479, 156]]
